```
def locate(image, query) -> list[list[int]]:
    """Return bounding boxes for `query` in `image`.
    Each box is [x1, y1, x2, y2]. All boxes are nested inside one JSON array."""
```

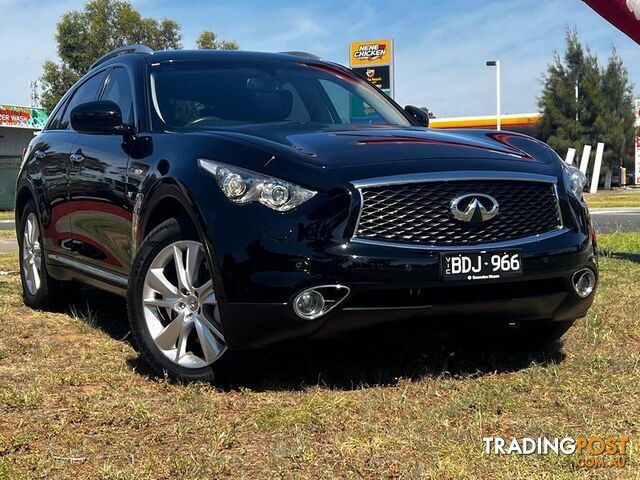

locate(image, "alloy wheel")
[[142, 240, 226, 368], [22, 213, 42, 296]]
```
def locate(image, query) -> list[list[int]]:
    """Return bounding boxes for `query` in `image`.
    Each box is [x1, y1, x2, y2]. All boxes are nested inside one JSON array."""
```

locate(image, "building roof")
[[430, 112, 541, 129]]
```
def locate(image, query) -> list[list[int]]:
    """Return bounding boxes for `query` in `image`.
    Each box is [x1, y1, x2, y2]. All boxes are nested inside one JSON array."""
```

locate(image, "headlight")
[[561, 162, 587, 200], [198, 159, 316, 212]]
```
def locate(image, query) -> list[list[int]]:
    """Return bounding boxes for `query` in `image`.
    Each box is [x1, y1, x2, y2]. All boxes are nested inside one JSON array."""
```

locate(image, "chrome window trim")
[[48, 253, 128, 287], [350, 227, 569, 251]]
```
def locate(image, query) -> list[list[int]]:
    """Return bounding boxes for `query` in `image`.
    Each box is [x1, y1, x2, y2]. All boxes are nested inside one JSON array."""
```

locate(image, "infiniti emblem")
[[450, 193, 499, 224]]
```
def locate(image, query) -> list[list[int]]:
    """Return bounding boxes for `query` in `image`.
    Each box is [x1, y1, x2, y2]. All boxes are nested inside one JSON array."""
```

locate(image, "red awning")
[[583, 0, 640, 44]]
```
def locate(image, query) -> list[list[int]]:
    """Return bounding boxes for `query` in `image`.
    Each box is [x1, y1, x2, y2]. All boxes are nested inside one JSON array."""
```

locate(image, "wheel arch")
[[136, 178, 224, 298], [15, 182, 37, 227], [139, 180, 196, 239]]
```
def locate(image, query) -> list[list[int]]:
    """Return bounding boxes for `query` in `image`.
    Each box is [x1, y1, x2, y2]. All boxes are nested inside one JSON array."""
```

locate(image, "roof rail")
[[279, 51, 323, 61], [90, 44, 154, 70]]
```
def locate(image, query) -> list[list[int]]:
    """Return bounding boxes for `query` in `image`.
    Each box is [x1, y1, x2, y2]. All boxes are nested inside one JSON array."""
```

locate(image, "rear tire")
[[18, 200, 67, 309], [127, 217, 229, 383]]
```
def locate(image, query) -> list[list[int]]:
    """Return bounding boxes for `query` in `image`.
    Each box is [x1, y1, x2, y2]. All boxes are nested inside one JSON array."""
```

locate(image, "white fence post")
[[589, 142, 605, 194], [565, 148, 576, 165], [579, 145, 592, 175]]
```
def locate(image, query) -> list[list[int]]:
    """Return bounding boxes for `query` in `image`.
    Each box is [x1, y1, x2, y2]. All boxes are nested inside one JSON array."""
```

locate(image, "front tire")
[[127, 218, 228, 383]]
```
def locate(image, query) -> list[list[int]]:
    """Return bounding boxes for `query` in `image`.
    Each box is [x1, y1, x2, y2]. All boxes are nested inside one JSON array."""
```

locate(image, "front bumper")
[[216, 227, 598, 349]]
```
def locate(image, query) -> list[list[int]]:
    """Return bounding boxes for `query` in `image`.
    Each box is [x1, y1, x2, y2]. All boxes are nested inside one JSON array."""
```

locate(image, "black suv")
[[17, 45, 597, 382]]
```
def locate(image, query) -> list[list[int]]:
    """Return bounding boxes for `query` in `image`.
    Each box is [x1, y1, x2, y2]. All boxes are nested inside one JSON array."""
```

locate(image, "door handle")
[[34, 150, 46, 159], [70, 153, 85, 163]]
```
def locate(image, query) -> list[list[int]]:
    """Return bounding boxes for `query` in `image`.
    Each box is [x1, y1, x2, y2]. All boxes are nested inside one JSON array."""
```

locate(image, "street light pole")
[[486, 60, 501, 130]]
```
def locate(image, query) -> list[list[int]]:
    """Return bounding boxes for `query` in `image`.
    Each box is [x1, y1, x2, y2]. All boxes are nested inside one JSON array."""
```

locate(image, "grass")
[[598, 231, 640, 257], [0, 211, 14, 221], [585, 191, 640, 209], [0, 233, 638, 479]]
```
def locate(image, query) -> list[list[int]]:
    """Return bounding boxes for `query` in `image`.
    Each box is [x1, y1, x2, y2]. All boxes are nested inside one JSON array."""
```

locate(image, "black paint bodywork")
[[16, 50, 597, 348]]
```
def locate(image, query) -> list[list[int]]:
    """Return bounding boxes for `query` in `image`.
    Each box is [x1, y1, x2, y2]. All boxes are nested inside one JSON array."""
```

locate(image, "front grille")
[[355, 180, 561, 246]]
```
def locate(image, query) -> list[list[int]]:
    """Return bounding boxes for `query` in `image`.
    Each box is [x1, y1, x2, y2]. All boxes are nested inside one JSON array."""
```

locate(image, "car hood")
[[195, 124, 557, 169]]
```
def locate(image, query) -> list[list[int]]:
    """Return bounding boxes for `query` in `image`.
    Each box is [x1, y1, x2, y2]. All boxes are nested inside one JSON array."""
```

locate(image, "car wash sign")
[[349, 39, 394, 98], [0, 105, 48, 129]]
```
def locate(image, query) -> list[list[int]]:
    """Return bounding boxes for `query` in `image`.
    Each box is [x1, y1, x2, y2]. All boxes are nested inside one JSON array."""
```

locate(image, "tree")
[[40, 0, 182, 111], [40, 62, 79, 113], [537, 28, 635, 174], [41, 2, 240, 111], [196, 30, 239, 50], [599, 49, 636, 171]]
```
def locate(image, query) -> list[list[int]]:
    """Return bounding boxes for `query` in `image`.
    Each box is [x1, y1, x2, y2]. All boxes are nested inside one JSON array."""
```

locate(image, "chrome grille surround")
[[351, 171, 564, 249]]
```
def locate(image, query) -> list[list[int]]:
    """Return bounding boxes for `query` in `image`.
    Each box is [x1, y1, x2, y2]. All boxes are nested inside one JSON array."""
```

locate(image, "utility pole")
[[29, 80, 39, 108]]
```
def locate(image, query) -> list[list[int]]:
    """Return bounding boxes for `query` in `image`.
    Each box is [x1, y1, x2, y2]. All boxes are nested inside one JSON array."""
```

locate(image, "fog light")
[[572, 268, 596, 298], [292, 285, 350, 321], [294, 290, 325, 319]]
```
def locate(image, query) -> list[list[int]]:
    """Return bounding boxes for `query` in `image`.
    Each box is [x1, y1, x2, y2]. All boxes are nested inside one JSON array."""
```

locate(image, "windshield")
[[149, 59, 411, 129]]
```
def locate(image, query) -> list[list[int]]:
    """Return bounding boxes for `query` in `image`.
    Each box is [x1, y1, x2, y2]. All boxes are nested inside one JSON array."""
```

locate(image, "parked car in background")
[[16, 46, 597, 382]]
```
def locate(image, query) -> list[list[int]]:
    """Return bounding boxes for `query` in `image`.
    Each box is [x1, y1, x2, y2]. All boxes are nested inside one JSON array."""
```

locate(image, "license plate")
[[441, 250, 522, 281]]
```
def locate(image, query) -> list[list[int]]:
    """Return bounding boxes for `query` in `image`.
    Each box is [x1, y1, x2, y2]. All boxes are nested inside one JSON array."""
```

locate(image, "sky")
[[1, 0, 638, 117]]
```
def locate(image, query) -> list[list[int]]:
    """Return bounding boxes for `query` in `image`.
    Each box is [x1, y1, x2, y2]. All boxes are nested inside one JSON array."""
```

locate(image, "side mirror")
[[404, 105, 430, 127], [71, 100, 132, 135]]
